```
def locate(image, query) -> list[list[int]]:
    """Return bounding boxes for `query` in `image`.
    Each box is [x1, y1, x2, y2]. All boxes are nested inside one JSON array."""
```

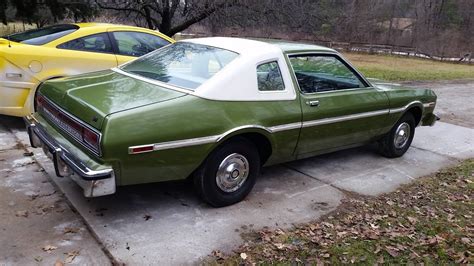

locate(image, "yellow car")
[[0, 23, 174, 117]]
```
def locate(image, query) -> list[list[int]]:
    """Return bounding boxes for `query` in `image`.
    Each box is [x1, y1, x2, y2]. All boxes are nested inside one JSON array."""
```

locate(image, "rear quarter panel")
[[102, 95, 301, 186]]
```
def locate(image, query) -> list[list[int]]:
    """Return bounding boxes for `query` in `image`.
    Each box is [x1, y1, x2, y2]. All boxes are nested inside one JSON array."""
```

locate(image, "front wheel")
[[378, 112, 416, 158], [193, 138, 260, 207]]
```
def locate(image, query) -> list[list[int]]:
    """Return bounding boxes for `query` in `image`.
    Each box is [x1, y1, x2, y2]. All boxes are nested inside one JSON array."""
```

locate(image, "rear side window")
[[57, 33, 113, 54], [257, 61, 285, 91], [4, 24, 79, 45], [112, 31, 170, 57]]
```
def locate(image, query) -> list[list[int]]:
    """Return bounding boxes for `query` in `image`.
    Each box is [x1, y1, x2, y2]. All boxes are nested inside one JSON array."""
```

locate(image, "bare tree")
[[95, 0, 240, 36]]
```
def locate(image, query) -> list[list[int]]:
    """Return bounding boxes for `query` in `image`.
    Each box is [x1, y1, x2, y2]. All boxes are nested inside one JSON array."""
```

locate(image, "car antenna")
[[6, 33, 11, 48]]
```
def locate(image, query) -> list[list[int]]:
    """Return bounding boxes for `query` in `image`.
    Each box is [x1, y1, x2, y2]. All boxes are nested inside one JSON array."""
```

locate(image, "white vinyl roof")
[[183, 37, 278, 55], [117, 37, 336, 101], [180, 37, 297, 101]]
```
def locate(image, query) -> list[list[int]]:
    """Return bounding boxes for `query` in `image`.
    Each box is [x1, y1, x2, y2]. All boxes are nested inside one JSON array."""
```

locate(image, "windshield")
[[4, 24, 79, 45], [121, 42, 239, 90]]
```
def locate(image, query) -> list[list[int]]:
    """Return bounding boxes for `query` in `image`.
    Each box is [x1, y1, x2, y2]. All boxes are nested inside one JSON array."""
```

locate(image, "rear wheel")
[[378, 112, 416, 158], [194, 138, 260, 207]]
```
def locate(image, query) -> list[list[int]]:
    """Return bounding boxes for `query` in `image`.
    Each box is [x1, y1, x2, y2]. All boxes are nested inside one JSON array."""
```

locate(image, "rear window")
[[121, 42, 239, 90], [4, 24, 79, 45]]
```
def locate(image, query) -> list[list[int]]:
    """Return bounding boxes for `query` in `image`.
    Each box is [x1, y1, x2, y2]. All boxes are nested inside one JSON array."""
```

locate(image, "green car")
[[25, 37, 438, 207]]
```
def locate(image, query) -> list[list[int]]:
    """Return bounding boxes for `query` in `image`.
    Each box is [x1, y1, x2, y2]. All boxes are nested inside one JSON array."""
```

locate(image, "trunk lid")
[[39, 69, 187, 130]]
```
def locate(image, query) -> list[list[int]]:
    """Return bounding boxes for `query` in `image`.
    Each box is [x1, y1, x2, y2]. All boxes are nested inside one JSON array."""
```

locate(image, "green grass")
[[345, 52, 474, 81], [210, 159, 474, 264]]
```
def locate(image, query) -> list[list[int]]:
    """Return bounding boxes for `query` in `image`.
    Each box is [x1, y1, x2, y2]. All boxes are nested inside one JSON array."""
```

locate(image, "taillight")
[[36, 94, 45, 110], [37, 94, 102, 156], [83, 127, 100, 153]]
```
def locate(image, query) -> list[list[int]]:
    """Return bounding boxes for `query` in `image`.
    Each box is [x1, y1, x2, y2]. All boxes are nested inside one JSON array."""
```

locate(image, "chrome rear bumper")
[[24, 115, 116, 197]]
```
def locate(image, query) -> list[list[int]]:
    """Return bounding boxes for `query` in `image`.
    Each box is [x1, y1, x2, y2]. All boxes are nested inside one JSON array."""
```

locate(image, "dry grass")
[[210, 159, 474, 264], [344, 52, 474, 81]]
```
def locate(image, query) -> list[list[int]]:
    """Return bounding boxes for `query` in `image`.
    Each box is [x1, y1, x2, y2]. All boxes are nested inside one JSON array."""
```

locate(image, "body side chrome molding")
[[389, 100, 423, 114], [302, 109, 389, 127], [129, 135, 220, 154], [128, 101, 427, 154], [269, 122, 302, 133], [423, 102, 436, 108], [128, 125, 272, 154]]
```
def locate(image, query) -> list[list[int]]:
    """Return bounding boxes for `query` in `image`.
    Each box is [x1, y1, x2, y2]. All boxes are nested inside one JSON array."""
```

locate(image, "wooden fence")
[[309, 41, 472, 64], [179, 32, 473, 65]]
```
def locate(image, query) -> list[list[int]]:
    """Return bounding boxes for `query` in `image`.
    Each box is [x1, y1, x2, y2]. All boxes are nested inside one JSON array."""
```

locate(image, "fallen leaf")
[[460, 237, 470, 244], [275, 228, 285, 235], [321, 222, 334, 228], [240, 252, 247, 260], [274, 243, 285, 249], [211, 250, 225, 260], [337, 231, 348, 237], [374, 245, 381, 254], [15, 210, 28, 217], [42, 245, 58, 253], [377, 256, 384, 263], [385, 246, 399, 257], [407, 216, 418, 224], [63, 227, 80, 234], [65, 251, 79, 263], [34, 256, 42, 262]]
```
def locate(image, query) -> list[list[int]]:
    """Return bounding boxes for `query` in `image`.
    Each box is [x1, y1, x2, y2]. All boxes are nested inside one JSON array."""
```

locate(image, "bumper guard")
[[24, 116, 116, 197]]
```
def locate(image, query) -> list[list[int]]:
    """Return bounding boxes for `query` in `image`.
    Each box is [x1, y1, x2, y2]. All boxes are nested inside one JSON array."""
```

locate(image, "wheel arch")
[[214, 126, 275, 166], [402, 101, 424, 126]]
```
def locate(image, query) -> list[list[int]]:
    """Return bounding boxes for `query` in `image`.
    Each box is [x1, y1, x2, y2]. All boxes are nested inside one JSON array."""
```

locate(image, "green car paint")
[[29, 40, 437, 191]]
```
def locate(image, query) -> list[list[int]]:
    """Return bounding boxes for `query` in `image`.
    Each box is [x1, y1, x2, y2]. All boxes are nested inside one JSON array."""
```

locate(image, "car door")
[[55, 32, 118, 74], [288, 53, 391, 157], [108, 30, 171, 65]]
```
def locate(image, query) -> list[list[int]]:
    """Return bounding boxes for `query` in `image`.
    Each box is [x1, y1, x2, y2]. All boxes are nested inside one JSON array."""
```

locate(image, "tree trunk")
[[143, 6, 155, 30]]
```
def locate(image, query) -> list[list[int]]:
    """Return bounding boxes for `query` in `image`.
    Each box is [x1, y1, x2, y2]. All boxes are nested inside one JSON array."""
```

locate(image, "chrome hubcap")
[[216, 153, 249, 193], [394, 122, 411, 149]]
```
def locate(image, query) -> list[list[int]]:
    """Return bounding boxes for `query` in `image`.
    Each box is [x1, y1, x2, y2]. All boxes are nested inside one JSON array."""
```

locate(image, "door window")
[[289, 55, 366, 93], [256, 61, 285, 91], [57, 33, 113, 53], [112, 31, 170, 57]]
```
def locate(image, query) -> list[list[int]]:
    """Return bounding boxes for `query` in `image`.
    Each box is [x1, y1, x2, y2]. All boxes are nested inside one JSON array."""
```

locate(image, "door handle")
[[306, 100, 320, 107]]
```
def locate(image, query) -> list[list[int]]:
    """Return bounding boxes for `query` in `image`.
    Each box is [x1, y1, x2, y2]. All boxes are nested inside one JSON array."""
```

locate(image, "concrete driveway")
[[3, 80, 474, 264]]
